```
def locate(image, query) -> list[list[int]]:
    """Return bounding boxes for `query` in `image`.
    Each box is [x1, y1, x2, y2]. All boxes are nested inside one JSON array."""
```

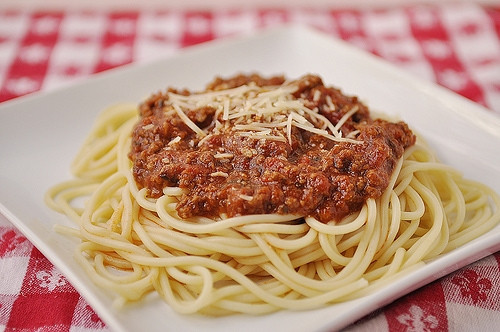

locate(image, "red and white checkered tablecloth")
[[1, 3, 500, 331]]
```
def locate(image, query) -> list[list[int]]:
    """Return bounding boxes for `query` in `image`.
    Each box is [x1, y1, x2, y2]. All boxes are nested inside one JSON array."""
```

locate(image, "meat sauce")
[[129, 74, 415, 222]]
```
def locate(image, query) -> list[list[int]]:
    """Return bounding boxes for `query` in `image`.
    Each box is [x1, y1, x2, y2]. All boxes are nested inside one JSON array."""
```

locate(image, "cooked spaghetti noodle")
[[45, 74, 500, 315]]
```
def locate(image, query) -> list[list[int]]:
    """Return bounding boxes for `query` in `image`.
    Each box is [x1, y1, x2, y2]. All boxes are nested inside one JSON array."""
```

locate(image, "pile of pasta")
[[46, 102, 500, 315]]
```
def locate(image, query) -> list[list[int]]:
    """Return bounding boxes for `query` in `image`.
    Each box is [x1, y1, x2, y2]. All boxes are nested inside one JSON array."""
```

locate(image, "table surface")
[[1, 3, 500, 331]]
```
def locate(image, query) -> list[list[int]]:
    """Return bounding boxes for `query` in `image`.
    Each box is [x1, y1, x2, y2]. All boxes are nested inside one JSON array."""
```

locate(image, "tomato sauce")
[[129, 74, 415, 222]]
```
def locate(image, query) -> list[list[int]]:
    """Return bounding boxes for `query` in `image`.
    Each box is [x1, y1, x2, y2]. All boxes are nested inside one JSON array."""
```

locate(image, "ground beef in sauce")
[[129, 74, 416, 222]]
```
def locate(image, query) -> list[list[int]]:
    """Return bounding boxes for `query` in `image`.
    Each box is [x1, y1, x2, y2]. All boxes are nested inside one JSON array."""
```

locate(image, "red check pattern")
[[1, 4, 500, 331]]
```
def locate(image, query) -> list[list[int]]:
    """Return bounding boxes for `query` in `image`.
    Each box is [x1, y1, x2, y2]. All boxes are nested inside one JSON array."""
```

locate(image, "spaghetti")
[[45, 74, 500, 315]]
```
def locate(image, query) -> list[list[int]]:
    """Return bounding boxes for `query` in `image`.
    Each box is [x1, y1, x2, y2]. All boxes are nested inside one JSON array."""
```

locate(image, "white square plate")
[[1, 25, 500, 332]]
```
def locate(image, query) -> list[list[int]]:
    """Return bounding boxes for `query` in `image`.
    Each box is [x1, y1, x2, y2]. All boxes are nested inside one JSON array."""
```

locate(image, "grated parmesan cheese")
[[210, 171, 229, 177], [326, 95, 335, 110], [335, 105, 359, 133], [238, 194, 254, 201], [168, 136, 182, 146], [214, 153, 234, 159], [313, 89, 321, 102], [163, 80, 362, 146]]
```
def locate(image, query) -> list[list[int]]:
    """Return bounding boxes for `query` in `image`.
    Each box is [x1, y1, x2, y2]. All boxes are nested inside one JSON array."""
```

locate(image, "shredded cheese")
[[210, 171, 229, 177], [214, 153, 234, 159], [313, 89, 321, 102], [168, 136, 181, 146], [238, 194, 254, 201], [163, 80, 363, 146], [171, 103, 206, 137], [334, 105, 359, 133], [326, 95, 335, 110]]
